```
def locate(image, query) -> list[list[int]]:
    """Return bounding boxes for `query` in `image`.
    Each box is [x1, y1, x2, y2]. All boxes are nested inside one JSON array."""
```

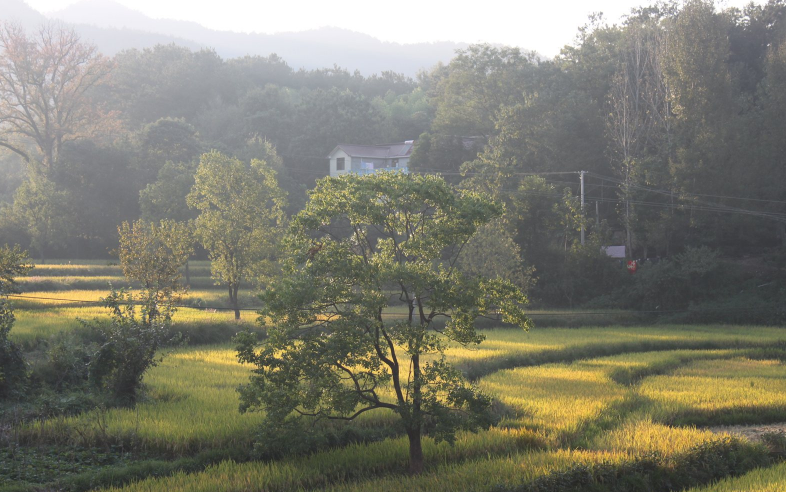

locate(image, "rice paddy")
[[4, 260, 786, 492], [685, 462, 786, 492]]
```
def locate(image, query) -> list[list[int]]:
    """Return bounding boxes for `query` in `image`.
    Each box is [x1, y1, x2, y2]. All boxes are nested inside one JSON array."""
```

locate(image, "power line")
[[587, 172, 786, 205], [432, 169, 786, 222], [7, 293, 782, 319]]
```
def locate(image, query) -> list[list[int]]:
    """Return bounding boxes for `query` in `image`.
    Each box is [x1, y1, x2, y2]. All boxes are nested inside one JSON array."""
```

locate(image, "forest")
[[0, 0, 785, 313]]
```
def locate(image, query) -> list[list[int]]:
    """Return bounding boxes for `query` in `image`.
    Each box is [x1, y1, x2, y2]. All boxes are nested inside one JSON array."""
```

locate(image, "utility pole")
[[579, 171, 587, 246]]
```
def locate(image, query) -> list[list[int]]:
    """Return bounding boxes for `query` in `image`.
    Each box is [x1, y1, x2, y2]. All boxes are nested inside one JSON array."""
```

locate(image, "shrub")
[[82, 289, 180, 405], [0, 245, 31, 398], [0, 300, 27, 398]]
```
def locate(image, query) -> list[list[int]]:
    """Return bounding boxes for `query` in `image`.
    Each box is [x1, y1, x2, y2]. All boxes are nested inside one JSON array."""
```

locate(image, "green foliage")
[[34, 332, 94, 392], [139, 161, 199, 223], [117, 219, 193, 303], [428, 44, 537, 136], [619, 246, 726, 310], [0, 244, 30, 398], [456, 220, 534, 292], [188, 149, 287, 319], [11, 172, 75, 261], [82, 289, 178, 405], [409, 132, 483, 183], [236, 171, 529, 473]]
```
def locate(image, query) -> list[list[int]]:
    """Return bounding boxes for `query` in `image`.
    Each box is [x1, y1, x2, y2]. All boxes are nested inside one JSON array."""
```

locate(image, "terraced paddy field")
[[3, 261, 786, 491]]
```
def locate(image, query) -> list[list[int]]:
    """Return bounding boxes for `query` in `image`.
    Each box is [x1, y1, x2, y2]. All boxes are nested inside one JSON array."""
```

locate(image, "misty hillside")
[[1, 0, 468, 75]]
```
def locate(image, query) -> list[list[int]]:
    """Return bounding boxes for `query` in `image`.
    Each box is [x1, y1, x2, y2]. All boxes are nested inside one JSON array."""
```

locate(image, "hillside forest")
[[1, 0, 785, 314]]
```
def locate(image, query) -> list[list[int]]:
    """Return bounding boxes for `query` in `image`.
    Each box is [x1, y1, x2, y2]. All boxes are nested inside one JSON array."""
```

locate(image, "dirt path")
[[708, 423, 786, 442]]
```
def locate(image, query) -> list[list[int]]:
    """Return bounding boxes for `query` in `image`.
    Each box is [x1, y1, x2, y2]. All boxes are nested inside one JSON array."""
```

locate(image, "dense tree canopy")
[[187, 148, 287, 319], [1, 0, 785, 307], [236, 172, 529, 474]]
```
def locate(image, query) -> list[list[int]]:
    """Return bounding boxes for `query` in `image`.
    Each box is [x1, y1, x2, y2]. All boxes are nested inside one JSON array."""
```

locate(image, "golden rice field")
[[685, 462, 786, 492], [5, 261, 786, 492], [11, 304, 253, 345], [92, 343, 782, 492], [13, 339, 786, 491]]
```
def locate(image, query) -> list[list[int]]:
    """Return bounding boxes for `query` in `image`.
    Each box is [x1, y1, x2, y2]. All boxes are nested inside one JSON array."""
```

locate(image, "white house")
[[327, 141, 414, 177]]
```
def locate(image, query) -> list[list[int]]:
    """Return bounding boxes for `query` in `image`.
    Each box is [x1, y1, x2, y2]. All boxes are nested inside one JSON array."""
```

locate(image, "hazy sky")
[[25, 0, 758, 56]]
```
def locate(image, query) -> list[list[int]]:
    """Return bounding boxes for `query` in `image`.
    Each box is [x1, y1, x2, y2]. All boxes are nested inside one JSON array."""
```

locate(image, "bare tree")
[[608, 22, 669, 256], [0, 22, 114, 175]]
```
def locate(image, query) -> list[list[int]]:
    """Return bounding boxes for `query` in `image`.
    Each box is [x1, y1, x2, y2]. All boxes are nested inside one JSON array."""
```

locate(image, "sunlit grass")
[[8, 267, 786, 492], [481, 360, 627, 438], [8, 287, 264, 344], [102, 445, 616, 492], [19, 346, 265, 454], [684, 462, 786, 492], [10, 288, 261, 308], [592, 418, 717, 455], [479, 348, 785, 445], [29, 260, 212, 278], [10, 304, 254, 346], [642, 357, 786, 425], [447, 325, 786, 379], [317, 449, 621, 492]]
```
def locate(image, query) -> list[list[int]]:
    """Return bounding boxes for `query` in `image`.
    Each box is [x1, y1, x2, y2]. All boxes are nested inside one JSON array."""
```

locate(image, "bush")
[[33, 333, 93, 391], [0, 300, 27, 398], [82, 289, 180, 405], [587, 246, 740, 312], [0, 245, 31, 398], [536, 237, 627, 308]]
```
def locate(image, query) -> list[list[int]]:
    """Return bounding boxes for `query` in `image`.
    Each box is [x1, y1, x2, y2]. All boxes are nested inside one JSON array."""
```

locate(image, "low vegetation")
[[4, 273, 786, 491]]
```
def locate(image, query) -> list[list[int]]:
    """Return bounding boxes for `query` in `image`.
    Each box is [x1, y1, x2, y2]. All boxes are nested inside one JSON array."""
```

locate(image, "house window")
[[392, 159, 399, 168], [337, 157, 345, 171]]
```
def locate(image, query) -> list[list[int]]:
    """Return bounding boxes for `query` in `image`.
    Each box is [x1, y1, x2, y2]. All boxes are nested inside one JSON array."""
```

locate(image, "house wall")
[[351, 157, 386, 171], [329, 149, 352, 177], [329, 149, 411, 177], [351, 157, 410, 172]]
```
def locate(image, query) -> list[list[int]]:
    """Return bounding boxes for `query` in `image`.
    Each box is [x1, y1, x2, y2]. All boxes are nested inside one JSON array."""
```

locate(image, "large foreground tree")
[[236, 172, 530, 474]]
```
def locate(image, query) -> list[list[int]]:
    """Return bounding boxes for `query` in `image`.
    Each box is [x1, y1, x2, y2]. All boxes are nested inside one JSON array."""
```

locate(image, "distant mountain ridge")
[[2, 0, 469, 76]]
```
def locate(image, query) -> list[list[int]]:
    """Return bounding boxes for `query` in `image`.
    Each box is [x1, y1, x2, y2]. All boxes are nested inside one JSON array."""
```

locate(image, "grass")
[[481, 348, 786, 445], [480, 349, 736, 442], [684, 462, 786, 491], [447, 325, 786, 379], [12, 340, 786, 491], [102, 448, 616, 492], [14, 333, 786, 456], [5, 260, 786, 491], [643, 357, 786, 426], [17, 346, 267, 455], [19, 261, 243, 293], [100, 431, 765, 492], [10, 305, 255, 348]]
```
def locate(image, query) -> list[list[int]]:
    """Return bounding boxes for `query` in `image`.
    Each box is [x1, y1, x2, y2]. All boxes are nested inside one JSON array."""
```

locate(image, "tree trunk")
[[230, 283, 240, 320], [407, 427, 424, 475]]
